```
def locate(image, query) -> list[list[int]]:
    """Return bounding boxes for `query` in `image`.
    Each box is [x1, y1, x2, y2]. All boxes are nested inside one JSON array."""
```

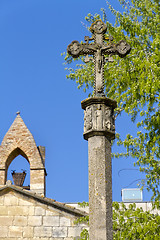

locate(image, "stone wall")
[[0, 190, 87, 240]]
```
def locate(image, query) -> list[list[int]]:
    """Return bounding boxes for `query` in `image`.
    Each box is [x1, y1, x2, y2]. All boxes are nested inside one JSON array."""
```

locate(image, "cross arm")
[[67, 40, 97, 58], [102, 40, 131, 58], [67, 39, 131, 59]]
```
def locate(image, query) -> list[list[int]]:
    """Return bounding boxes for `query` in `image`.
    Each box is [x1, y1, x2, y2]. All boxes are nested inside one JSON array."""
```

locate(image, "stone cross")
[[67, 19, 131, 96], [67, 19, 131, 240]]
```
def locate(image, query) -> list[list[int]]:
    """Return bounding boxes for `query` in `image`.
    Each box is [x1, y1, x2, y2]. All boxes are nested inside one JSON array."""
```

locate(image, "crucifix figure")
[[67, 19, 131, 96]]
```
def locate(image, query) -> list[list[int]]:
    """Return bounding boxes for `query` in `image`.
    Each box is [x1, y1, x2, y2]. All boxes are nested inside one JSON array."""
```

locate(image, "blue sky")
[[0, 0, 152, 203]]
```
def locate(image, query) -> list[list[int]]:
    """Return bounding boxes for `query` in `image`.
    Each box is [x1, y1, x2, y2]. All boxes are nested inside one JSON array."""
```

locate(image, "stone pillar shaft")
[[88, 136, 112, 240], [81, 97, 117, 240]]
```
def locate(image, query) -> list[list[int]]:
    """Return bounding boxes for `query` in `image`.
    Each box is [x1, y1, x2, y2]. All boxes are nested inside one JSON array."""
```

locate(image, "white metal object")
[[122, 188, 143, 202]]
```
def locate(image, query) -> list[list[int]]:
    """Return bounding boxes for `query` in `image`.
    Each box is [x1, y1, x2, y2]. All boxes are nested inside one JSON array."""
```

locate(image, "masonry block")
[[28, 216, 42, 226], [35, 206, 46, 216], [34, 226, 52, 237], [0, 226, 8, 237], [28, 206, 35, 215], [4, 194, 18, 206], [8, 206, 29, 216], [13, 216, 28, 226], [43, 216, 60, 226], [0, 206, 8, 215], [18, 197, 33, 206], [60, 216, 71, 226], [68, 226, 82, 237], [23, 226, 34, 238], [52, 227, 68, 238], [0, 216, 13, 226], [9, 226, 23, 237], [46, 209, 59, 216]]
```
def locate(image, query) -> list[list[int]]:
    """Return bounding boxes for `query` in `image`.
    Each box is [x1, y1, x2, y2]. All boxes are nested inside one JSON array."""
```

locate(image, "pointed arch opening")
[[5, 148, 30, 188]]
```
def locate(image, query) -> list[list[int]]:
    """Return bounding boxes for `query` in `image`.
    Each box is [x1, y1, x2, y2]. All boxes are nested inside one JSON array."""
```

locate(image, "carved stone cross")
[[67, 19, 131, 96], [67, 19, 131, 240]]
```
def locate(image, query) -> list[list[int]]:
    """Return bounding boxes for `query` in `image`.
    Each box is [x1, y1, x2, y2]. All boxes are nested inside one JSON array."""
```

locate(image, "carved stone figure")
[[105, 106, 112, 130], [96, 104, 103, 129], [96, 49, 103, 73], [105, 106, 115, 131], [84, 106, 92, 132]]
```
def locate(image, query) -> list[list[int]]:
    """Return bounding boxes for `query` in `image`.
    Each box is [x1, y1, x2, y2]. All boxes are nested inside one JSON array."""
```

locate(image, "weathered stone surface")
[[28, 206, 35, 215], [60, 216, 71, 226], [82, 97, 115, 240], [0, 226, 8, 237], [52, 227, 68, 238], [43, 216, 60, 226], [81, 97, 116, 141], [23, 226, 34, 238], [13, 216, 27, 226], [18, 197, 33, 206], [68, 226, 82, 237], [9, 226, 23, 237], [0, 114, 46, 196], [8, 205, 29, 215], [0, 206, 8, 215], [35, 206, 46, 215], [0, 216, 13, 226], [88, 135, 113, 240], [46, 209, 59, 216], [0, 188, 87, 239], [28, 216, 42, 226], [4, 193, 18, 205], [34, 226, 52, 237]]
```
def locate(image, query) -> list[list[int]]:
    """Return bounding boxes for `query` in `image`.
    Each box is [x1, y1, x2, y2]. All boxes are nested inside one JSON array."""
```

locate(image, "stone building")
[[0, 114, 87, 239]]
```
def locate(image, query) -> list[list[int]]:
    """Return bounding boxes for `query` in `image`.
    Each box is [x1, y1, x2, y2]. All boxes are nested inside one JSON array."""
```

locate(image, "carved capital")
[[81, 97, 116, 140]]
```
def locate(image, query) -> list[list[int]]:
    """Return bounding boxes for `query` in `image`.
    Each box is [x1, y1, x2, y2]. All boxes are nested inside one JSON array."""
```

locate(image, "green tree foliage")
[[65, 0, 160, 205], [75, 202, 160, 239], [113, 202, 160, 239]]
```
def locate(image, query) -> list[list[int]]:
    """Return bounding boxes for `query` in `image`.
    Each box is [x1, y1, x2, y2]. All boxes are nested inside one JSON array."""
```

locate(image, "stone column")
[[81, 97, 117, 240]]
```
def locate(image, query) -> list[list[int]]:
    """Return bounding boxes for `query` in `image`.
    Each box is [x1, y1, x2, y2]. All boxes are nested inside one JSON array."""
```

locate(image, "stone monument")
[[67, 19, 131, 240]]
